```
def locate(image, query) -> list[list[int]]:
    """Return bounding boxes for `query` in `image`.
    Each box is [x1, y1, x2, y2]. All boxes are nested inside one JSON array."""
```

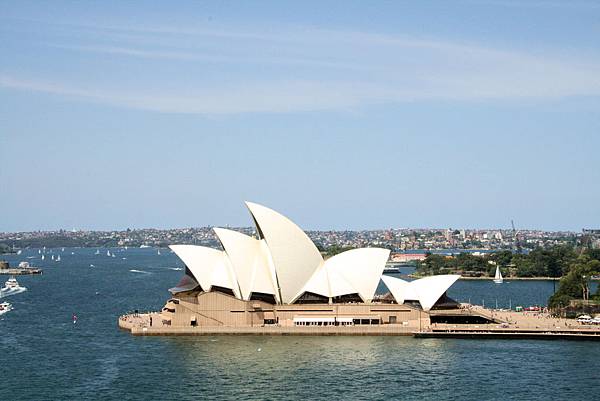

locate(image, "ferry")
[[2, 276, 25, 292], [383, 265, 400, 273]]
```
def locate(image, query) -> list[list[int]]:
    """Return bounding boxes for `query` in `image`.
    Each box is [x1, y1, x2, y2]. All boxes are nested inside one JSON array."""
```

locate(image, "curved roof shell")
[[245, 202, 323, 304], [381, 274, 460, 311], [324, 248, 390, 302], [298, 248, 390, 302], [213, 227, 278, 301], [169, 244, 241, 298]]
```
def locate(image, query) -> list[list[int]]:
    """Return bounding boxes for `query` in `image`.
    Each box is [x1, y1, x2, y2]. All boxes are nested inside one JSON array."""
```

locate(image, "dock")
[[0, 268, 43, 275], [414, 329, 600, 341]]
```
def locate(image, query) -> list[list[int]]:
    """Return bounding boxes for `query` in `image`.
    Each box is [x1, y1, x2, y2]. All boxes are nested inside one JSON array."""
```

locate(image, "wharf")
[[414, 329, 600, 341], [0, 268, 43, 275]]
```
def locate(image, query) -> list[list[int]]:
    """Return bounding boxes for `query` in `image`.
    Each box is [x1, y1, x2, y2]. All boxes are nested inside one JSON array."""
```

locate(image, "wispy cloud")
[[0, 75, 398, 114], [1, 20, 600, 114]]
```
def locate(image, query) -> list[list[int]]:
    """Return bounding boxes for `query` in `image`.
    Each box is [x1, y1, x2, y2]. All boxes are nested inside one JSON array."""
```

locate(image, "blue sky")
[[1, 1, 599, 232]]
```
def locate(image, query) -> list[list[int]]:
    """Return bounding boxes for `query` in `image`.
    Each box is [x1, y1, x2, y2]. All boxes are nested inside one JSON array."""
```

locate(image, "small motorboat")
[[0, 301, 12, 315]]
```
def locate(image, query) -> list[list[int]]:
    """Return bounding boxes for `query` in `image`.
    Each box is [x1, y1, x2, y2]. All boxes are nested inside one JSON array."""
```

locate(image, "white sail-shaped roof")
[[381, 274, 460, 311], [324, 248, 390, 302], [169, 245, 218, 291], [298, 248, 389, 302], [213, 228, 277, 301], [298, 266, 358, 300], [245, 201, 324, 304], [170, 245, 241, 298], [380, 276, 413, 305], [300, 264, 332, 299]]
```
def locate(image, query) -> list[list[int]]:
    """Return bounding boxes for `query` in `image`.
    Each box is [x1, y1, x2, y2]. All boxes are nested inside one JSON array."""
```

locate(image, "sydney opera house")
[[120, 202, 483, 335]]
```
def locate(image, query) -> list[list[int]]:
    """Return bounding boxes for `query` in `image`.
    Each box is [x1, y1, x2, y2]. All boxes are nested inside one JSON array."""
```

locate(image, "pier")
[[0, 268, 43, 275], [0, 261, 43, 275]]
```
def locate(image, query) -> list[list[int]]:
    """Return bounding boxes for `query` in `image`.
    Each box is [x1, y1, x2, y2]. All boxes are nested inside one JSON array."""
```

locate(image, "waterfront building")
[[121, 202, 475, 334]]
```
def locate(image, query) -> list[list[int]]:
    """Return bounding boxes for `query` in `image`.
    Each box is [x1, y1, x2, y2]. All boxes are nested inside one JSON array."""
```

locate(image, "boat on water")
[[140, 245, 150, 249], [157, 249, 161, 255], [107, 250, 111, 257], [4, 276, 22, 290], [41, 254, 45, 261], [0, 301, 12, 315], [383, 264, 401, 273], [56, 255, 61, 262], [95, 249, 100, 255], [493, 266, 503, 284], [2, 276, 27, 293]]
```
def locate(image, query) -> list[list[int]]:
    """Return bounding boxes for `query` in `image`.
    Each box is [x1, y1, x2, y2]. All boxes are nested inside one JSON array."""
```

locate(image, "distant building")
[[583, 229, 600, 249]]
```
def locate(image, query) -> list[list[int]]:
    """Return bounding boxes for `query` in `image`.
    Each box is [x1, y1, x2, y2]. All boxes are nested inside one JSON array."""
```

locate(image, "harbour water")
[[1, 248, 600, 400]]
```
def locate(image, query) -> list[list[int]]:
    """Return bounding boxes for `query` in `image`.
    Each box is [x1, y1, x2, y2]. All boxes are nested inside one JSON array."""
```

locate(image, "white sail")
[[493, 265, 503, 283]]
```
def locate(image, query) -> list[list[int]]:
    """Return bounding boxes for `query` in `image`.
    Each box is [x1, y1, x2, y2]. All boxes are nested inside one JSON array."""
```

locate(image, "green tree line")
[[416, 246, 600, 278]]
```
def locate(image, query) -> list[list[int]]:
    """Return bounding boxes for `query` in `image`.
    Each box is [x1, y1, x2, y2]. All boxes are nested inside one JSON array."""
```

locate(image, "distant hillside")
[[0, 243, 11, 254]]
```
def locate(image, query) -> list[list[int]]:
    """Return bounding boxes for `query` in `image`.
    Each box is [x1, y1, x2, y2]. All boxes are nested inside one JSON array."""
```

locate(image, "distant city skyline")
[[1, 1, 599, 232]]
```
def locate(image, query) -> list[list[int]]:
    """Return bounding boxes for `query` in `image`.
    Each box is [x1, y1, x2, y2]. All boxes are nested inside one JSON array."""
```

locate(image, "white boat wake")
[[0, 287, 27, 297], [129, 269, 152, 274]]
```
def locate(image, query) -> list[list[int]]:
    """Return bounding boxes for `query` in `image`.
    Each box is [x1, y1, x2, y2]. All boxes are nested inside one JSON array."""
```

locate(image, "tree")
[[549, 256, 600, 308]]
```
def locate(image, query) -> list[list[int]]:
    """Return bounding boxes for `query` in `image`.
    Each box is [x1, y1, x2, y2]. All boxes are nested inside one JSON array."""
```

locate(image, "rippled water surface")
[[1, 248, 600, 400]]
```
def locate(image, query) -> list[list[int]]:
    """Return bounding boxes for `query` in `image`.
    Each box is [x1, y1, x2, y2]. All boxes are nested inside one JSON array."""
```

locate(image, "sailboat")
[[51, 254, 55, 261], [41, 254, 45, 261], [157, 249, 161, 256], [493, 265, 503, 284], [95, 249, 100, 255], [107, 250, 111, 257], [56, 255, 61, 262]]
